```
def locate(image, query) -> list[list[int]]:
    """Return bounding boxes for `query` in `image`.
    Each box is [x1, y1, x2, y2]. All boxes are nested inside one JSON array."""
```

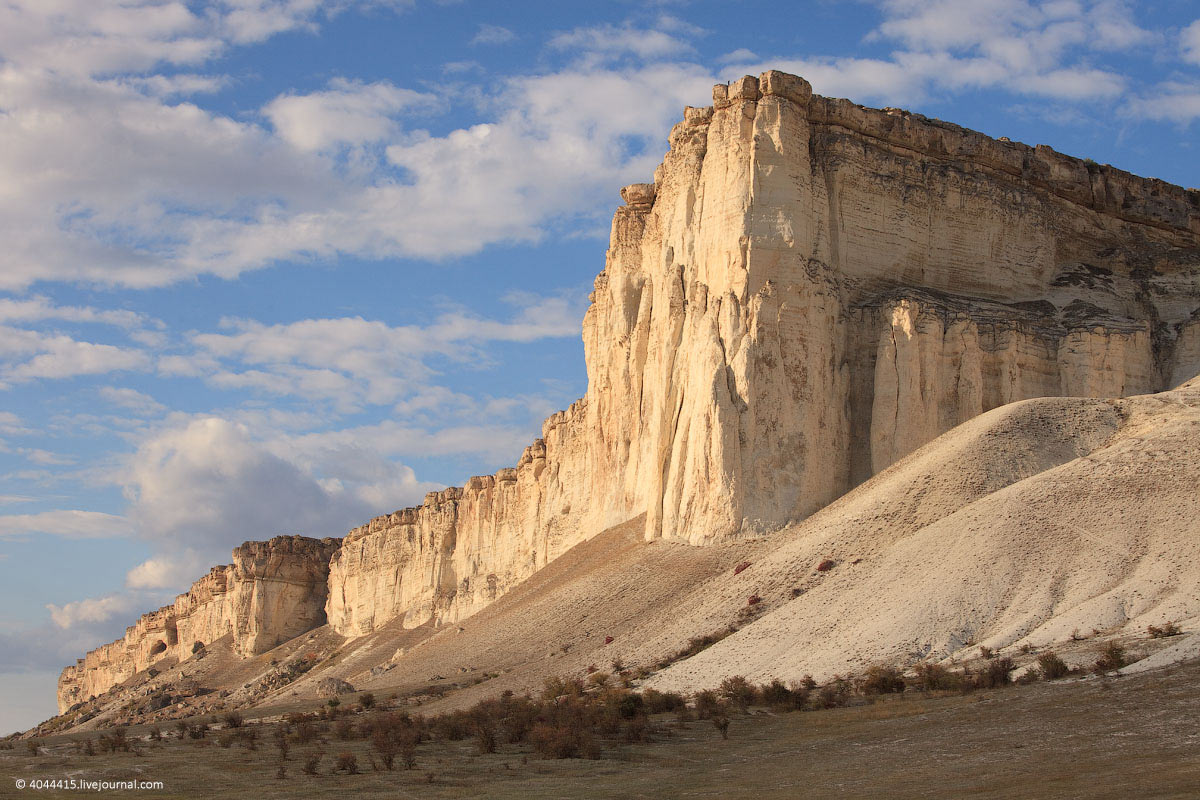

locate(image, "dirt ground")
[[6, 654, 1200, 800]]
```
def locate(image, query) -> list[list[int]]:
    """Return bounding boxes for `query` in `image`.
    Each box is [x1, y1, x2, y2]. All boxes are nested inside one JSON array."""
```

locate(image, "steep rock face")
[[324, 71, 1199, 637], [57, 536, 337, 712], [63, 71, 1200, 687]]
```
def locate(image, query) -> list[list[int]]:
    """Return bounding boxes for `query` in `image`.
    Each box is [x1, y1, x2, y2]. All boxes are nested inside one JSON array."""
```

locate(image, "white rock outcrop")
[[62, 71, 1200, 706]]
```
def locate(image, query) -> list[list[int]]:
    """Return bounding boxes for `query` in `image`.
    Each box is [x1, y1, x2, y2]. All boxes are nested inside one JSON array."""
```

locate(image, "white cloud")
[[47, 593, 146, 629], [125, 553, 205, 590], [264, 78, 437, 152], [2, 332, 150, 382], [124, 417, 433, 553], [549, 23, 693, 61], [174, 291, 585, 409], [0, 296, 158, 330], [0, 510, 134, 539], [98, 387, 168, 416], [470, 24, 516, 45], [1183, 19, 1200, 65], [746, 0, 1148, 104], [1126, 81, 1200, 123]]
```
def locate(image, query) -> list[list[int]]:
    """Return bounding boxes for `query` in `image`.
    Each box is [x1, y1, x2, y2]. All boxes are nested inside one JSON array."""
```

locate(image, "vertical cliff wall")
[[325, 71, 1200, 637], [61, 71, 1200, 706]]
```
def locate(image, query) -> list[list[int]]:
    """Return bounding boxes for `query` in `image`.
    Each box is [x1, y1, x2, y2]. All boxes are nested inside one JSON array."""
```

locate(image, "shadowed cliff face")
[[59, 71, 1200, 711]]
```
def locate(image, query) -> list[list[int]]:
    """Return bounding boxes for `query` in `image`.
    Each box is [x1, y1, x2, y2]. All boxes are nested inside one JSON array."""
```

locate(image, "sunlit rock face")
[[63, 71, 1200, 699], [324, 70, 1199, 636], [57, 536, 337, 712]]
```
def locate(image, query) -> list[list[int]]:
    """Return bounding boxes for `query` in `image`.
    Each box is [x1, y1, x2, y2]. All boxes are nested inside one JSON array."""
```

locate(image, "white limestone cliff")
[[60, 71, 1200, 708]]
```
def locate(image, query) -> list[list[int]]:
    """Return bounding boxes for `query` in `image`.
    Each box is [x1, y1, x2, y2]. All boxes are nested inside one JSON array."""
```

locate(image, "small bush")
[[25, 739, 41, 756], [719, 676, 758, 710], [333, 719, 355, 741], [1038, 651, 1070, 680], [334, 752, 358, 774], [971, 657, 1014, 689], [302, 751, 323, 776], [641, 688, 686, 714], [747, 595, 762, 606], [712, 716, 730, 739], [858, 665, 906, 695], [913, 663, 960, 692], [1148, 622, 1182, 639], [530, 723, 590, 759], [1094, 642, 1126, 673], [293, 718, 317, 744], [223, 711, 244, 729], [815, 678, 852, 709], [816, 559, 835, 572], [359, 692, 376, 710], [733, 561, 751, 575], [693, 690, 723, 719]]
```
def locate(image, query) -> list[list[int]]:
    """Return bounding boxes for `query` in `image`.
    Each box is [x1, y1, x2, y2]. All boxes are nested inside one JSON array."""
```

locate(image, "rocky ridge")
[[56, 71, 1200, 715]]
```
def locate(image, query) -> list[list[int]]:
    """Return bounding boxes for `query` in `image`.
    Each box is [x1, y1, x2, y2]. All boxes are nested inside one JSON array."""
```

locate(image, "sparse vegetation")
[[1094, 642, 1127, 673], [1148, 621, 1182, 639], [1038, 651, 1070, 680], [654, 625, 739, 670], [858, 664, 906, 695]]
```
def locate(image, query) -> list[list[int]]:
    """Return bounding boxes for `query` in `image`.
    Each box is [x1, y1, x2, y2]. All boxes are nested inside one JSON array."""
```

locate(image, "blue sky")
[[1, 0, 1198, 733]]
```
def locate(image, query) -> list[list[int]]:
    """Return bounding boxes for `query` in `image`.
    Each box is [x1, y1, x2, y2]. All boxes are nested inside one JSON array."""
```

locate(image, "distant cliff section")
[[57, 536, 338, 712], [59, 71, 1200, 713]]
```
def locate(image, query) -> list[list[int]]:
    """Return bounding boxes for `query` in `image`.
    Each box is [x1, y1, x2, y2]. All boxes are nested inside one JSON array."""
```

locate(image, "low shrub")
[[718, 676, 758, 710], [693, 690, 724, 719], [359, 692, 376, 710], [1094, 642, 1126, 673], [223, 711, 244, 729], [334, 752, 358, 774], [815, 678, 852, 709], [971, 657, 1014, 689], [1148, 622, 1182, 639], [913, 663, 960, 692], [712, 716, 730, 739], [733, 561, 751, 575], [816, 559, 836, 572], [640, 688, 686, 714], [1038, 651, 1070, 680], [858, 665, 905, 695], [302, 751, 323, 776]]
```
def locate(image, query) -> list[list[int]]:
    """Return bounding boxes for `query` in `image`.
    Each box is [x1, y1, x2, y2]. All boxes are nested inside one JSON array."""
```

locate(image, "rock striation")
[[57, 536, 337, 712], [60, 71, 1200, 710]]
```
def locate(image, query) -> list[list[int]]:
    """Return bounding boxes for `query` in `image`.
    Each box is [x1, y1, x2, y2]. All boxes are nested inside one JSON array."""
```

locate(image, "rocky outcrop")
[[61, 71, 1200, 704], [57, 536, 337, 712], [324, 72, 1199, 637]]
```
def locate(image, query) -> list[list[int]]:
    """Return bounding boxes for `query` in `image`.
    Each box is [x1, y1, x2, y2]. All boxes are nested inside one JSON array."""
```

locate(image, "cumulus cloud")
[[46, 593, 147, 629], [1126, 81, 1200, 123], [124, 417, 433, 553], [264, 78, 437, 153], [1183, 19, 1200, 65], [167, 291, 586, 410], [0, 510, 134, 539], [721, 0, 1146, 105], [470, 24, 516, 45], [98, 387, 167, 416], [549, 22, 694, 61]]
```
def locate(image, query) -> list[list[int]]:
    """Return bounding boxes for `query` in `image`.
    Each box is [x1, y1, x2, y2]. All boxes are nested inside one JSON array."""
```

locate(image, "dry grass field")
[[5, 655, 1200, 800]]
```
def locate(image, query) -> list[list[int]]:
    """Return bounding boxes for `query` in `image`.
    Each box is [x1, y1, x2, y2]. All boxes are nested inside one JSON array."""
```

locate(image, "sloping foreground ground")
[[53, 378, 1200, 733], [5, 656, 1200, 800]]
